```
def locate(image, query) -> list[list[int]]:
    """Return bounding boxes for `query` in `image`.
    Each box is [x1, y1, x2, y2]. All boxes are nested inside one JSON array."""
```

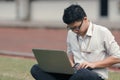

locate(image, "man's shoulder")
[[67, 30, 76, 39], [93, 23, 110, 33]]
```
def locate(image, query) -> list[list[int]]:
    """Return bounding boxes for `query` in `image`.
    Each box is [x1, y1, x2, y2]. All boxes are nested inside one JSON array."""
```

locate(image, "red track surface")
[[0, 28, 67, 54], [0, 28, 120, 57]]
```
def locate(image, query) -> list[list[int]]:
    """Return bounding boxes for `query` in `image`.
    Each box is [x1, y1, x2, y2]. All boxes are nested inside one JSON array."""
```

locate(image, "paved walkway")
[[0, 27, 120, 58]]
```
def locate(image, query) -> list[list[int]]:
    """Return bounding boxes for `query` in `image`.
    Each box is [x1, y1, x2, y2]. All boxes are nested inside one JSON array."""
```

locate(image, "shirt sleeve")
[[104, 29, 120, 58], [67, 30, 73, 55]]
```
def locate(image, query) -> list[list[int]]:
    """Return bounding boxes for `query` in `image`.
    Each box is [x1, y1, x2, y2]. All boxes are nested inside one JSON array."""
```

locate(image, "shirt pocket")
[[81, 36, 106, 61], [87, 47, 106, 62]]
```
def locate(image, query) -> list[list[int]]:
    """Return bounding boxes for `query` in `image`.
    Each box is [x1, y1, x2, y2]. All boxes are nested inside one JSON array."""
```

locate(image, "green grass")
[[0, 55, 37, 80], [108, 71, 120, 80], [0, 55, 120, 80]]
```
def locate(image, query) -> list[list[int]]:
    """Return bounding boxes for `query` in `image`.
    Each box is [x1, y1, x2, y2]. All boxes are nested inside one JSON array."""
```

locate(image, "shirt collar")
[[86, 22, 93, 37]]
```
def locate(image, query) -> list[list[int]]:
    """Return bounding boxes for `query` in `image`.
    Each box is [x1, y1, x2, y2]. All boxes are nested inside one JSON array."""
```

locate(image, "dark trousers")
[[30, 64, 104, 80]]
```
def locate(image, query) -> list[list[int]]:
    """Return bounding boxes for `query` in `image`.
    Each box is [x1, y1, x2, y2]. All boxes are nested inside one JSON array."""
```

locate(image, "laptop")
[[32, 49, 74, 74]]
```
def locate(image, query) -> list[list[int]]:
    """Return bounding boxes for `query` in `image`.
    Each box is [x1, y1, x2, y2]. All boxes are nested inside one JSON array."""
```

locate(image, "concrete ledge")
[[0, 20, 120, 29], [94, 20, 120, 30], [0, 20, 66, 29]]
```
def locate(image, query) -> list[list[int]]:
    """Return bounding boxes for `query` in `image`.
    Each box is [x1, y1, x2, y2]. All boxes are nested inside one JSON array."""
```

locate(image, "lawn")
[[0, 55, 37, 80], [108, 71, 120, 80], [0, 55, 120, 80]]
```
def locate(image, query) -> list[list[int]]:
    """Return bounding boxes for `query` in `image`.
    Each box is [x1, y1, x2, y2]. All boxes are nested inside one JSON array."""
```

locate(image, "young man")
[[30, 4, 120, 80]]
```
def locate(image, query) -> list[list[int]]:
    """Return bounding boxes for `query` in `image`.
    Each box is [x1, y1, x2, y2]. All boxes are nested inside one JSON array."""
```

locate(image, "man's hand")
[[75, 61, 96, 70]]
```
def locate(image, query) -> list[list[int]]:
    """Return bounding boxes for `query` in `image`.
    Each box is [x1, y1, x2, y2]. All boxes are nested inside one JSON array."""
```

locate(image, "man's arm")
[[93, 56, 120, 68], [68, 54, 75, 67], [89, 28, 120, 69], [79, 56, 120, 69]]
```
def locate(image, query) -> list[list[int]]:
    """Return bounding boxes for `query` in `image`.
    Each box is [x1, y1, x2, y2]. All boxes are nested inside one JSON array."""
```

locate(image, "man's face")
[[67, 20, 84, 34], [67, 17, 88, 35], [67, 20, 83, 31]]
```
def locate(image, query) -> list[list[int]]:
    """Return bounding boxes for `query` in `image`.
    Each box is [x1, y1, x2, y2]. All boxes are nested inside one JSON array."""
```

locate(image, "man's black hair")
[[63, 4, 87, 24]]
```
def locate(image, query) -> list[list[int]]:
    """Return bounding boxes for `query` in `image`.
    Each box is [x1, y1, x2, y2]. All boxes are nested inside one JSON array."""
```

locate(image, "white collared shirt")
[[67, 22, 120, 79]]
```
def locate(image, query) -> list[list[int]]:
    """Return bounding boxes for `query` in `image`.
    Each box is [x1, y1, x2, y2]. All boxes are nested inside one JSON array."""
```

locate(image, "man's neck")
[[78, 21, 90, 37]]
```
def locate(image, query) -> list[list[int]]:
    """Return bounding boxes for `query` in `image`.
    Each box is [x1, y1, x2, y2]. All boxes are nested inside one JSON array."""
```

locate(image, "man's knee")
[[69, 68, 97, 80], [30, 64, 40, 74]]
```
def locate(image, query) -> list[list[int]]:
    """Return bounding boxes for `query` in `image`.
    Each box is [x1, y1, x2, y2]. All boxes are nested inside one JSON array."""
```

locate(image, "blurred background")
[[0, 0, 120, 80], [0, 0, 120, 59], [0, 0, 120, 28], [0, 0, 119, 59]]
